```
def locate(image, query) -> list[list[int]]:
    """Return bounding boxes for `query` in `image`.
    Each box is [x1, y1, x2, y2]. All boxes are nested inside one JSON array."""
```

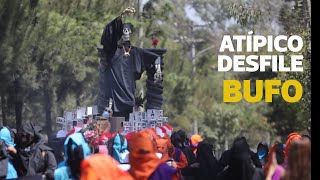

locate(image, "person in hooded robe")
[[156, 134, 187, 180], [217, 137, 262, 175], [107, 133, 129, 163], [216, 137, 264, 180], [128, 130, 178, 180], [80, 154, 134, 180], [195, 141, 219, 180], [0, 126, 18, 179], [12, 122, 57, 180], [168, 138, 188, 172], [171, 131, 197, 180], [156, 138, 171, 162], [54, 133, 91, 180], [256, 141, 269, 168]]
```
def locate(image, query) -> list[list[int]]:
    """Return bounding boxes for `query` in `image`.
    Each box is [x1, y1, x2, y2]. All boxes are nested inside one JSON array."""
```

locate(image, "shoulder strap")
[[107, 137, 115, 156], [39, 148, 49, 177], [119, 134, 125, 146], [42, 150, 46, 159]]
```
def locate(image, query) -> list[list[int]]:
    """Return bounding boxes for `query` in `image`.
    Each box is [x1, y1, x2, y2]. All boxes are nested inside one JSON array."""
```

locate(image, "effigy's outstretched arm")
[[100, 7, 136, 56], [143, 49, 167, 110], [154, 58, 163, 84]]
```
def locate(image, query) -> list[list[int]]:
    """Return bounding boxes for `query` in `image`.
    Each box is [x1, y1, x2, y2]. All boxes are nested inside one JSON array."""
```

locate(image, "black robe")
[[195, 142, 219, 180], [97, 17, 161, 115], [13, 122, 57, 180], [0, 143, 9, 179], [216, 137, 263, 180]]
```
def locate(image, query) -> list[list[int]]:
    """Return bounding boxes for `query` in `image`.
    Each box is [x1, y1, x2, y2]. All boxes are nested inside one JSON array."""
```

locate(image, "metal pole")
[[192, 43, 196, 76], [190, 22, 198, 134], [138, 0, 144, 48], [225, 139, 228, 151], [137, 0, 145, 112]]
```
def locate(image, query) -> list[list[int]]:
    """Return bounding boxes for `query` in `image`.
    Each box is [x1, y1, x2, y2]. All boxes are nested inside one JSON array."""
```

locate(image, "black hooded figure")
[[256, 141, 269, 167], [171, 130, 198, 180], [12, 122, 57, 180], [217, 137, 264, 180], [97, 7, 163, 119], [195, 141, 219, 180]]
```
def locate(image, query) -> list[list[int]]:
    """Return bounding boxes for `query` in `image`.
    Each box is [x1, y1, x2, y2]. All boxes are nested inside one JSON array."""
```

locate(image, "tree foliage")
[[0, 0, 311, 152]]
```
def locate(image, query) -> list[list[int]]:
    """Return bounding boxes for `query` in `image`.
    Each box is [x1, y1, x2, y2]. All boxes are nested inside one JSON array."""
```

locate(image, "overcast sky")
[[184, 4, 206, 25], [142, 0, 205, 25]]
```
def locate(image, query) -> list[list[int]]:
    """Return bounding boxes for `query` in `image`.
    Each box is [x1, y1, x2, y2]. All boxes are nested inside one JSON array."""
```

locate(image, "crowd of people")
[[0, 120, 311, 180]]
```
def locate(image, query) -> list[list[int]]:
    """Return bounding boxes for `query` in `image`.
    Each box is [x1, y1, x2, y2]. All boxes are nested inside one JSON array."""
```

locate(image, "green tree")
[[266, 0, 311, 137]]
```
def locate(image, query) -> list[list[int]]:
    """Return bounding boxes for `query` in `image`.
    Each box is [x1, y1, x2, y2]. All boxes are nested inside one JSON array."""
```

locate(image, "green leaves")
[[228, 2, 261, 28], [0, 0, 121, 129], [0, 0, 311, 145]]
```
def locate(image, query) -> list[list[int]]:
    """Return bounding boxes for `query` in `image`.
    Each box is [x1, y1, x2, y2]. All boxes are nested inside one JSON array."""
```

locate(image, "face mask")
[[258, 149, 266, 159], [102, 111, 110, 119]]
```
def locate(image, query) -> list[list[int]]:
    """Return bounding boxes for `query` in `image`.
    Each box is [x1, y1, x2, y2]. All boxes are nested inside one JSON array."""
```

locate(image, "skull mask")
[[122, 23, 134, 42]]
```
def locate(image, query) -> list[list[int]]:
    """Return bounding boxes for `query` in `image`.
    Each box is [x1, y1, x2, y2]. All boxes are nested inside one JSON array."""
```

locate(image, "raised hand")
[[154, 64, 163, 83], [6, 144, 17, 154], [120, 7, 136, 18], [135, 93, 146, 107]]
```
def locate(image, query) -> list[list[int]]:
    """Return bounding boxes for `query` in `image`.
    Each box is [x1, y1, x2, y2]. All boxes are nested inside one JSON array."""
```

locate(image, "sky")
[[184, 4, 206, 25], [142, 0, 205, 25]]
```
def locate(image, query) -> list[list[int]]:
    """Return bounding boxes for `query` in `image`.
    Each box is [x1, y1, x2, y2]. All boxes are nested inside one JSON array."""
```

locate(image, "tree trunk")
[[44, 84, 53, 135], [14, 77, 23, 130], [303, 0, 309, 28], [76, 97, 81, 107], [0, 0, 17, 46], [1, 94, 8, 126], [193, 119, 198, 134], [307, 0, 311, 25]]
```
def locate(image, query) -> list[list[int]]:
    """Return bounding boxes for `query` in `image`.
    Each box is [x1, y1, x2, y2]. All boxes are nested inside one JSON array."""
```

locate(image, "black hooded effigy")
[[97, 17, 162, 116]]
